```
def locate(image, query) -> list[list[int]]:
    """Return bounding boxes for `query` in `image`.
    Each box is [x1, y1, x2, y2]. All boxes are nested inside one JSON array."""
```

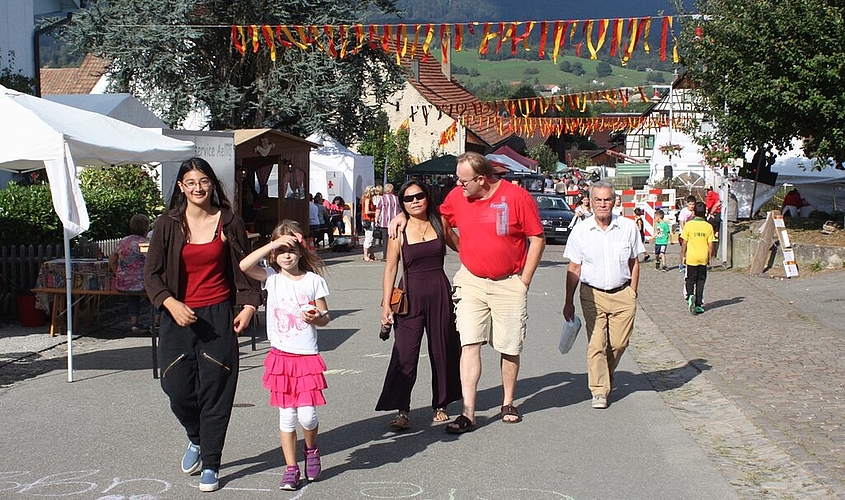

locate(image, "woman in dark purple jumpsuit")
[[376, 180, 461, 430]]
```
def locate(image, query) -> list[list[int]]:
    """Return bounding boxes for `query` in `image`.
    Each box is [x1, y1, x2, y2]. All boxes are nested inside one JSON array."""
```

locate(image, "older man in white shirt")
[[563, 181, 644, 410]]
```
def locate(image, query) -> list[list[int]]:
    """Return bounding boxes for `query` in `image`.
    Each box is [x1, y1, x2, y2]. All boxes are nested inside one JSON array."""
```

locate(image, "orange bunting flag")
[[274, 26, 291, 48], [423, 24, 435, 58], [248, 25, 259, 53], [454, 23, 463, 51], [382, 25, 391, 52], [309, 25, 324, 51], [642, 17, 652, 54], [440, 24, 449, 64], [660, 16, 669, 61], [494, 22, 506, 55], [610, 18, 621, 57], [479, 23, 494, 55], [262, 25, 276, 61], [522, 22, 535, 51], [295, 25, 309, 49], [552, 21, 564, 64], [439, 120, 458, 146], [279, 26, 306, 50], [538, 21, 548, 59], [352, 24, 366, 54], [368, 24, 378, 49], [232, 26, 245, 55], [585, 21, 596, 59], [411, 24, 421, 59], [325, 25, 337, 58]]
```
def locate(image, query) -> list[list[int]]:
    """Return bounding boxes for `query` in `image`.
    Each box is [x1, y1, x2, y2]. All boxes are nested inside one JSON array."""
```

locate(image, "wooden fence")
[[0, 237, 120, 318]]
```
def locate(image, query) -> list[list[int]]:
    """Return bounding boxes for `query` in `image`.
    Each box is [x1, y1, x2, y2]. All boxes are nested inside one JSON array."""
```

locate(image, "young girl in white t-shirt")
[[240, 220, 330, 491]]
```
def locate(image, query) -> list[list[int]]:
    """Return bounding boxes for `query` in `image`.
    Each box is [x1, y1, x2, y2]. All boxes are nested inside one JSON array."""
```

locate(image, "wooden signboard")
[[749, 210, 799, 276]]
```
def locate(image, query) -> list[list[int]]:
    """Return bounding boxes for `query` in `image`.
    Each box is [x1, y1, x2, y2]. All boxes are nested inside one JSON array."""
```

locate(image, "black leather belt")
[[585, 280, 630, 294]]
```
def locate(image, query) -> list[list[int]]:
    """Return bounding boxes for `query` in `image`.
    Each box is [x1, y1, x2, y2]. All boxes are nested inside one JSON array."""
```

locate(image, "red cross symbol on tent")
[[327, 181, 334, 189]]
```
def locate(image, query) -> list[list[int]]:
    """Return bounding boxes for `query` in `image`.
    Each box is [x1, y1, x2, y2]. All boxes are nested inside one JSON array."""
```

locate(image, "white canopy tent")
[[731, 156, 845, 218], [0, 84, 194, 381], [306, 130, 374, 205]]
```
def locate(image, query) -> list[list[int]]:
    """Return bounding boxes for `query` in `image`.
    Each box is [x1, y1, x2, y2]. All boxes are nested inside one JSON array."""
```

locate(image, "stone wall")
[[731, 232, 844, 272]]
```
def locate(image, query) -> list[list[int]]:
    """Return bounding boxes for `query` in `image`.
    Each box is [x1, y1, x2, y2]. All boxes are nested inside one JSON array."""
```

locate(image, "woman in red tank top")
[[144, 157, 260, 492]]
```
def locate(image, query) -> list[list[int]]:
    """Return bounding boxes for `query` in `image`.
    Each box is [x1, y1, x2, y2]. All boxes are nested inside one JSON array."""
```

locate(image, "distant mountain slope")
[[373, 0, 693, 23]]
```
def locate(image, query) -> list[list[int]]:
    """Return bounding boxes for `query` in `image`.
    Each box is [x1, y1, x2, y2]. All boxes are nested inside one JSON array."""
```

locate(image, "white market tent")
[[306, 130, 374, 205], [732, 156, 845, 217], [0, 84, 194, 382]]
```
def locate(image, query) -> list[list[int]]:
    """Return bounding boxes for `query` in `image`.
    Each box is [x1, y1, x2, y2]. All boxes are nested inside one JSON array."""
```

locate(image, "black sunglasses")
[[402, 192, 427, 202]]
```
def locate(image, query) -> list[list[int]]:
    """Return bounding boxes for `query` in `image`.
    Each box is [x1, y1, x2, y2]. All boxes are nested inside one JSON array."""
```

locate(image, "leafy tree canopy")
[[357, 111, 410, 186], [61, 0, 407, 145], [678, 0, 845, 167]]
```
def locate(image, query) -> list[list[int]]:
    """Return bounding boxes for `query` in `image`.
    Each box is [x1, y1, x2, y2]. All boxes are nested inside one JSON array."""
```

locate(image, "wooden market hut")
[[234, 129, 318, 240]]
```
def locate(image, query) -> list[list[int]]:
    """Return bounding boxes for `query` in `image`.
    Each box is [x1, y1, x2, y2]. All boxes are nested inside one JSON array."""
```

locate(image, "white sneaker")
[[591, 394, 608, 409]]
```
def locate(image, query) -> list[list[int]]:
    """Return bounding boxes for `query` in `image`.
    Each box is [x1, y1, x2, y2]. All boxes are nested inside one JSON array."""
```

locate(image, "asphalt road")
[[1, 242, 839, 499]]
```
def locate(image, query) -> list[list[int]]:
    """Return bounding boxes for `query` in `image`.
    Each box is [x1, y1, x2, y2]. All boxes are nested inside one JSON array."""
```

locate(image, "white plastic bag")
[[559, 316, 582, 355]]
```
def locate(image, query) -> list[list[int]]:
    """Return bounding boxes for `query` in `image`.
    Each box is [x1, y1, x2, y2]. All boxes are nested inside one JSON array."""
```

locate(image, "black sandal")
[[445, 415, 475, 434]]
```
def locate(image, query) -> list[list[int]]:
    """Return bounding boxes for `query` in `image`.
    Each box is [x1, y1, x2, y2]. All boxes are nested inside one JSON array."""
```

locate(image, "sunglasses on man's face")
[[402, 192, 426, 203]]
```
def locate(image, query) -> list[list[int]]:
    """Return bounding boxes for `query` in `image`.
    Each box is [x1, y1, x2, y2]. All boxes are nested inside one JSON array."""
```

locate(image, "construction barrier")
[[619, 188, 676, 241]]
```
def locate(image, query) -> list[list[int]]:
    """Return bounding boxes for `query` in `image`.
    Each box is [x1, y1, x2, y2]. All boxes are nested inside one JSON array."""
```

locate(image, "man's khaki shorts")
[[452, 266, 528, 356]]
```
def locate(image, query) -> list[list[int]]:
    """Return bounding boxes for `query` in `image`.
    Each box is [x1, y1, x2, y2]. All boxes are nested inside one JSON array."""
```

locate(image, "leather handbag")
[[389, 280, 408, 316], [381, 232, 409, 317]]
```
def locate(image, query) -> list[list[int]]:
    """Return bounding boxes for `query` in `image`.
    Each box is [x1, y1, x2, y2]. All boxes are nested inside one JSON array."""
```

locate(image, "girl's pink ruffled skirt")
[[263, 348, 327, 408]]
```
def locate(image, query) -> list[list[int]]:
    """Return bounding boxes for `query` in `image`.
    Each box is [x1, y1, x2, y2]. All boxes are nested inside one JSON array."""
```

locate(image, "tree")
[[509, 84, 537, 100], [0, 50, 35, 93], [527, 144, 559, 173], [678, 0, 845, 168], [596, 61, 612, 78], [357, 112, 410, 186], [61, 0, 406, 145]]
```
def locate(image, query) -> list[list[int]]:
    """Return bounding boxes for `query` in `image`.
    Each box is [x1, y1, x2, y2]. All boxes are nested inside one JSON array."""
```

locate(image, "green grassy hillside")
[[446, 49, 668, 97]]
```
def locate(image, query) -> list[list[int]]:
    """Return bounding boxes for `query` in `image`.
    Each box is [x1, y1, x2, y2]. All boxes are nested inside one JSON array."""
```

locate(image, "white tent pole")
[[64, 227, 74, 382], [720, 179, 728, 266]]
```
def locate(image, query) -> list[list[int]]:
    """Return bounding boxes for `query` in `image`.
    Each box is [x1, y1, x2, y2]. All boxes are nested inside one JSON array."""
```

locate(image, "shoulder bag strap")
[[397, 230, 408, 292]]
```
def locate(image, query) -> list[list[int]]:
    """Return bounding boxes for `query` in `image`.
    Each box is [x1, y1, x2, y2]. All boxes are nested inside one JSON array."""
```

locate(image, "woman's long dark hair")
[[167, 157, 231, 240], [398, 180, 445, 242], [167, 157, 231, 215]]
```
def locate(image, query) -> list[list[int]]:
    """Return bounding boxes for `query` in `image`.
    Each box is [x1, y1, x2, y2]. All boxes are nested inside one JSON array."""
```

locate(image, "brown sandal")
[[387, 413, 410, 430], [501, 404, 521, 423], [445, 415, 475, 434]]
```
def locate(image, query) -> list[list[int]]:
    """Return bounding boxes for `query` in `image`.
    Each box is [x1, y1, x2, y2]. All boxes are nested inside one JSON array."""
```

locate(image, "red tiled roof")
[[387, 47, 512, 149], [40, 54, 108, 95]]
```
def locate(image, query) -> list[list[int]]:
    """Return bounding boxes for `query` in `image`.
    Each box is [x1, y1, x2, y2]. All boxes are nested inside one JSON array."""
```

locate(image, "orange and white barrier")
[[619, 189, 676, 240]]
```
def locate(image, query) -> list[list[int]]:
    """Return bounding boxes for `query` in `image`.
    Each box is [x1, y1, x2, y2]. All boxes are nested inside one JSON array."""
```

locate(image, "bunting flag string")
[[459, 115, 694, 138], [407, 87, 642, 119], [229, 16, 680, 64]]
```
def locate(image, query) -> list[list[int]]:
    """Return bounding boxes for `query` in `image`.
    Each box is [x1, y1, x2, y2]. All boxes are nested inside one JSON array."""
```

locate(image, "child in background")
[[239, 220, 331, 491], [109, 214, 151, 333], [680, 202, 716, 315], [653, 209, 670, 271], [634, 207, 650, 262], [677, 195, 696, 273]]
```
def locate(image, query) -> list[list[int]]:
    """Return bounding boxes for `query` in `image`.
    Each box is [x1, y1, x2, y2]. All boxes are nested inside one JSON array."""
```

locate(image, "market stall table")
[[32, 258, 159, 378]]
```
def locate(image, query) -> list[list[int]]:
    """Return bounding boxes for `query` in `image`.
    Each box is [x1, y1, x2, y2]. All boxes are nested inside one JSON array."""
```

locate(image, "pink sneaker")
[[304, 445, 321, 481], [279, 465, 300, 490]]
